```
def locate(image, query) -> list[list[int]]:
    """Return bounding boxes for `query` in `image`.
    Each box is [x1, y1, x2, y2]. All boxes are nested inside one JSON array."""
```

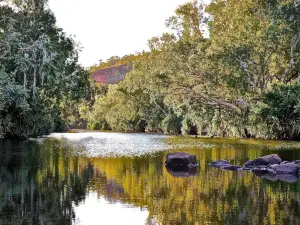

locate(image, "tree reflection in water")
[[1, 137, 300, 225]]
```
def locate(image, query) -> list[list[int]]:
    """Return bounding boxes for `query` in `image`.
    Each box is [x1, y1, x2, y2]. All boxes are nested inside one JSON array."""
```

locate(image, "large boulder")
[[253, 154, 282, 167], [165, 152, 197, 167], [273, 163, 299, 174], [209, 160, 231, 168]]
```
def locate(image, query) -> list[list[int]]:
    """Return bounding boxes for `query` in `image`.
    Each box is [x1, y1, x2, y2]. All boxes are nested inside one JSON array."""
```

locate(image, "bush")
[[88, 119, 110, 131], [258, 82, 300, 140], [181, 117, 198, 135], [162, 114, 182, 135]]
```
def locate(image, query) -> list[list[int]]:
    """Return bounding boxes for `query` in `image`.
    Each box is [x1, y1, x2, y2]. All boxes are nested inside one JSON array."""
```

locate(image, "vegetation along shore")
[[1, 0, 300, 140]]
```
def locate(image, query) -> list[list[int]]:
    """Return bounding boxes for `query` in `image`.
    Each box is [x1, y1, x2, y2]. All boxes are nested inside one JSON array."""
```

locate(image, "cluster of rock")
[[164, 152, 300, 182], [210, 154, 300, 182]]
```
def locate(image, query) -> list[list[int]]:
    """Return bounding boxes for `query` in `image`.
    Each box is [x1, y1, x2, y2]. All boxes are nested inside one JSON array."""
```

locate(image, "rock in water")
[[273, 163, 299, 174], [252, 165, 272, 172], [209, 160, 231, 168], [243, 160, 254, 168], [165, 152, 197, 167], [262, 154, 282, 164], [253, 154, 282, 167], [292, 160, 300, 165], [221, 165, 243, 171]]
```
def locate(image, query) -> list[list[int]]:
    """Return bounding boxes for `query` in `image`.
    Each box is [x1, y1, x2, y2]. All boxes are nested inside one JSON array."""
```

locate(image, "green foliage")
[[257, 82, 300, 140], [84, 0, 300, 140], [161, 114, 182, 135], [181, 117, 198, 135], [0, 1, 91, 138]]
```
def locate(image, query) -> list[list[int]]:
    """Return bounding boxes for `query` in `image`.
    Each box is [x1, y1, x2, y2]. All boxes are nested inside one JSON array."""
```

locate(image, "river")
[[1, 132, 300, 225]]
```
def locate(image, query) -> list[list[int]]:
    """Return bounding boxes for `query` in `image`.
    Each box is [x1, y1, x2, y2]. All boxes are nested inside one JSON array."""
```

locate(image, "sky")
[[48, 0, 205, 67]]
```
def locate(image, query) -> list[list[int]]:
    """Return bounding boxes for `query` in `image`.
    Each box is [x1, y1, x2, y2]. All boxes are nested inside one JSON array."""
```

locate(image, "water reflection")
[[165, 165, 197, 177], [1, 135, 300, 224], [75, 193, 148, 225]]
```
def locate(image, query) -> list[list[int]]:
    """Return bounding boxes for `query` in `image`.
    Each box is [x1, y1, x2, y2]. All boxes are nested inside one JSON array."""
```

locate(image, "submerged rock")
[[221, 165, 243, 171], [273, 163, 299, 174], [292, 160, 300, 165], [210, 154, 300, 182], [252, 165, 272, 172], [209, 160, 231, 168], [165, 165, 197, 177], [165, 152, 197, 167]]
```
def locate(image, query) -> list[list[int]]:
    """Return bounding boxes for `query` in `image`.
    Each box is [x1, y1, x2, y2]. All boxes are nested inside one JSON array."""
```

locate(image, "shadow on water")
[[1, 135, 300, 224]]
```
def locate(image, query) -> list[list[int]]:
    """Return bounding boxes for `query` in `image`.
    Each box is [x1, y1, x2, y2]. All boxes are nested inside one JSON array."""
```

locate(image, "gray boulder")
[[269, 164, 279, 169], [253, 154, 282, 167], [262, 154, 282, 164], [292, 160, 300, 165], [243, 160, 254, 168], [165, 152, 197, 167], [253, 157, 269, 167], [273, 163, 299, 174]]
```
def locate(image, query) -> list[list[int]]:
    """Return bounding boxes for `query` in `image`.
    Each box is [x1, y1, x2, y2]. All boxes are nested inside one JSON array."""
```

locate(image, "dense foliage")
[[87, 0, 300, 140], [2, 0, 300, 140], [0, 0, 90, 138]]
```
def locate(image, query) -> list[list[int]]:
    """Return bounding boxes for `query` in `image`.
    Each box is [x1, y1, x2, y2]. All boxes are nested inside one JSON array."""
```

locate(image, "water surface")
[[1, 133, 300, 225]]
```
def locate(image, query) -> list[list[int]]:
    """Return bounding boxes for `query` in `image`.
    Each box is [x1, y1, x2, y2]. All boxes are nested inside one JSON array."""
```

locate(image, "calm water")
[[2, 132, 300, 225]]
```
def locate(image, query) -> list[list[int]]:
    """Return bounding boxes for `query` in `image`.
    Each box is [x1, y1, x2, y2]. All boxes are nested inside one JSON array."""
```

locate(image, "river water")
[[1, 132, 300, 225]]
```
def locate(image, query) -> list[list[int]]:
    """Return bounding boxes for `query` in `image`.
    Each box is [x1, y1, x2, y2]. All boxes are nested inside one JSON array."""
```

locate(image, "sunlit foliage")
[[87, 0, 300, 139]]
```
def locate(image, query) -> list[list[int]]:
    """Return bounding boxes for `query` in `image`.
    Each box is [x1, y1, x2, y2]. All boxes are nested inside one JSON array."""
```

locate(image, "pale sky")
[[48, 0, 207, 67]]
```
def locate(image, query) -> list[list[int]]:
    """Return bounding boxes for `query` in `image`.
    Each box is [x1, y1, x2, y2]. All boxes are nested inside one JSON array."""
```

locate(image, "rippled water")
[[48, 132, 171, 157], [2, 133, 300, 225]]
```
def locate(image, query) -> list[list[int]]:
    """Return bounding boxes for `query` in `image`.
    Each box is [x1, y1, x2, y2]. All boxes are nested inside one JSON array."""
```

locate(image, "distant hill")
[[91, 64, 132, 84]]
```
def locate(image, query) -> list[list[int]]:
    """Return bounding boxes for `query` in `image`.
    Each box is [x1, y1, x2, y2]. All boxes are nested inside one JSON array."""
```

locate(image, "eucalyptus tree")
[[0, 0, 90, 138], [205, 0, 300, 137], [85, 0, 300, 139]]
